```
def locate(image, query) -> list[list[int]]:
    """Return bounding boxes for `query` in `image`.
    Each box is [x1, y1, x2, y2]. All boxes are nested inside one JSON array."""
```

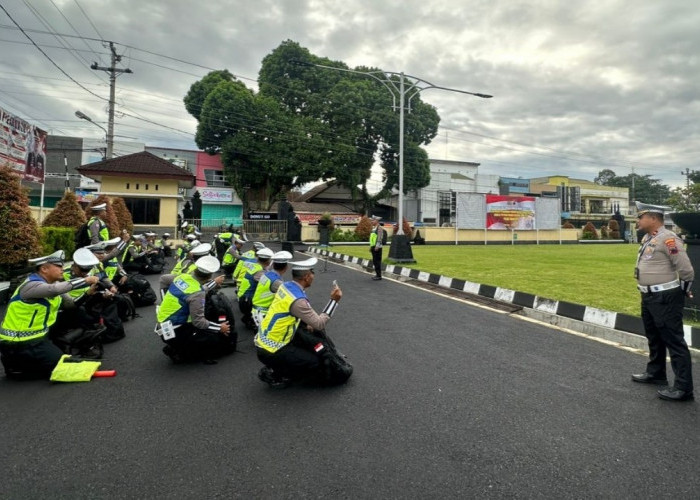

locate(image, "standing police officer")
[[369, 215, 384, 280], [86, 202, 109, 244], [632, 201, 695, 401]]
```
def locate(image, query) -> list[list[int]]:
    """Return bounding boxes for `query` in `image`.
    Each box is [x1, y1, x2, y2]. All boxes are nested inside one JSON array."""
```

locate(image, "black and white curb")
[[309, 247, 700, 350]]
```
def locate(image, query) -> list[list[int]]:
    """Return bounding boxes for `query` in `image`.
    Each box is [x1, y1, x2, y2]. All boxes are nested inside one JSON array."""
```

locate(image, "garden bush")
[[42, 190, 85, 229], [581, 221, 598, 240], [608, 219, 621, 239], [354, 216, 372, 241], [330, 228, 363, 242], [40, 227, 76, 256]]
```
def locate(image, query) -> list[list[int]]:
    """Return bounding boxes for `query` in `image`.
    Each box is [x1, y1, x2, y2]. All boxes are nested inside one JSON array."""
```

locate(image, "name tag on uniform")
[[155, 320, 176, 340]]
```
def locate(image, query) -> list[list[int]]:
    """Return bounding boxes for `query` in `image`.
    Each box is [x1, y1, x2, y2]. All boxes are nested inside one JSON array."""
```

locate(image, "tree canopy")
[[184, 40, 440, 212], [594, 168, 671, 205]]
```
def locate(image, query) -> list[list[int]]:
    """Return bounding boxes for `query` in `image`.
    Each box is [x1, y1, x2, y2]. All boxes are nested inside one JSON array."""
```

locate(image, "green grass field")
[[329, 244, 642, 316]]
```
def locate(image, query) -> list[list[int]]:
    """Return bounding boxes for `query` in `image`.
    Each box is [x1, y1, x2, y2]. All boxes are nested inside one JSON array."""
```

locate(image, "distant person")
[[632, 201, 694, 401], [369, 215, 384, 280], [86, 203, 109, 244]]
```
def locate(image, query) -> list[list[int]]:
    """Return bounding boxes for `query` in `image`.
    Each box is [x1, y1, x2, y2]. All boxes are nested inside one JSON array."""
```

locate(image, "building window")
[[155, 185, 158, 191], [145, 184, 149, 190], [123, 197, 160, 224], [136, 183, 140, 190], [126, 183, 130, 189], [204, 169, 227, 187]]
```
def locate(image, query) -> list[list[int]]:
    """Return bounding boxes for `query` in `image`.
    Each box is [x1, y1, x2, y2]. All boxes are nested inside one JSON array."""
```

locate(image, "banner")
[[198, 187, 233, 203], [0, 106, 47, 183], [486, 195, 536, 230]]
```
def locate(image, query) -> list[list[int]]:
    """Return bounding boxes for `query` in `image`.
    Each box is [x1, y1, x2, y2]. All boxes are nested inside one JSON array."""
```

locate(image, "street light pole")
[[291, 60, 492, 261], [75, 110, 108, 160]]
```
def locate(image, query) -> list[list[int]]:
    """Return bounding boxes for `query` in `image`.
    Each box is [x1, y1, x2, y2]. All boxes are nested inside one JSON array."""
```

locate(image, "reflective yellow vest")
[[103, 258, 120, 282], [254, 281, 306, 353], [252, 270, 282, 310], [0, 274, 63, 342], [237, 261, 263, 299], [156, 273, 201, 326], [88, 216, 109, 241], [62, 268, 95, 300]]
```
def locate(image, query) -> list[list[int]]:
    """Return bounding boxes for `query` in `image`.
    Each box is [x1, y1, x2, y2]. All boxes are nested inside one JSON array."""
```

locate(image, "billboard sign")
[[486, 195, 536, 230], [0, 106, 47, 183]]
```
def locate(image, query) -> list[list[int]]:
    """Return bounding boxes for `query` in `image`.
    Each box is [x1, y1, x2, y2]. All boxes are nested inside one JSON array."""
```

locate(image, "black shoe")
[[631, 373, 668, 385], [657, 388, 694, 401], [258, 367, 292, 389], [162, 345, 183, 364], [372, 276, 382, 280]]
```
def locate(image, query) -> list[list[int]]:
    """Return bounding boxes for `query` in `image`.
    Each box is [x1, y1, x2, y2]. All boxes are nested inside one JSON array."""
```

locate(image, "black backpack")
[[205, 291, 238, 347], [381, 227, 388, 245], [74, 221, 91, 249], [125, 274, 157, 306]]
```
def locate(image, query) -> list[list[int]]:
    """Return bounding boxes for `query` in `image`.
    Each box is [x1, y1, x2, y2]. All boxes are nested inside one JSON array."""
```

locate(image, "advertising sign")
[[486, 195, 536, 230], [199, 187, 234, 203], [0, 106, 47, 183]]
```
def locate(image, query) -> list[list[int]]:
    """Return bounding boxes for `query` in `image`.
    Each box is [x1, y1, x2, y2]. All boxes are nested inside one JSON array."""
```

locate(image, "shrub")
[[41, 190, 86, 229], [600, 225, 609, 239], [0, 164, 42, 277], [392, 217, 413, 238], [562, 221, 575, 229], [354, 216, 372, 241], [40, 227, 75, 256], [330, 228, 363, 242], [581, 221, 598, 240], [112, 197, 134, 233], [608, 219, 621, 239]]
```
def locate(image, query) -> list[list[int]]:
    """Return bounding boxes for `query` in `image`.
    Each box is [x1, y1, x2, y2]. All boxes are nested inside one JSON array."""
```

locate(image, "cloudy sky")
[[1, 0, 698, 190]]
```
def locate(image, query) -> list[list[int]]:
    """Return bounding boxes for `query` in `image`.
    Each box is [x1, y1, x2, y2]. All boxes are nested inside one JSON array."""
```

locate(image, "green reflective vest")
[[254, 281, 306, 353], [0, 275, 63, 342], [157, 273, 201, 326]]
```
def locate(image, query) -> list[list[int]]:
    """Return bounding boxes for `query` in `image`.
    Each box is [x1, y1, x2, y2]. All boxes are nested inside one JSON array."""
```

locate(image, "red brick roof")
[[76, 151, 195, 186]]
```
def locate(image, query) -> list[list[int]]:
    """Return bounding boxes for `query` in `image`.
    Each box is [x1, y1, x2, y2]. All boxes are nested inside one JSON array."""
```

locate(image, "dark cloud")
[[0, 0, 698, 187]]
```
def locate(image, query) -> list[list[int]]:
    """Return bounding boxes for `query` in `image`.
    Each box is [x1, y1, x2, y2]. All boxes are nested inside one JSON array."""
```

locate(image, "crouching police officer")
[[254, 257, 352, 388], [0, 250, 99, 379], [632, 201, 695, 401], [156, 255, 233, 363]]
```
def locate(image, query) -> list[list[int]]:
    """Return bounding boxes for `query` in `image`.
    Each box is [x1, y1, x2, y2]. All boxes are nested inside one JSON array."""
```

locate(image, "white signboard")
[[199, 187, 233, 203]]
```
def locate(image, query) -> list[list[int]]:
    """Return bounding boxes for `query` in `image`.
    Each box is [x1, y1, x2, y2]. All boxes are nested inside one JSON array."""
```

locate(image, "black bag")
[[124, 274, 157, 307], [74, 221, 91, 249], [51, 326, 105, 359], [381, 227, 388, 246], [205, 291, 238, 347], [114, 293, 138, 321]]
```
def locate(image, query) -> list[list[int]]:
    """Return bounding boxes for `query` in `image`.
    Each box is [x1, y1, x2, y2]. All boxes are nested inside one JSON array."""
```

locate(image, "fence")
[[182, 218, 288, 242]]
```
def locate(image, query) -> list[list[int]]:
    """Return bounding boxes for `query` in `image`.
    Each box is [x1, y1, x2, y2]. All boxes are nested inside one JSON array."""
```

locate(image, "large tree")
[[594, 169, 671, 204], [185, 41, 440, 212], [258, 41, 440, 209]]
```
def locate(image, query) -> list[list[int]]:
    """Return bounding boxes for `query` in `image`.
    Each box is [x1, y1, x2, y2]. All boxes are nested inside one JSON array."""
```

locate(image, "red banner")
[[0, 106, 46, 184], [486, 195, 536, 229]]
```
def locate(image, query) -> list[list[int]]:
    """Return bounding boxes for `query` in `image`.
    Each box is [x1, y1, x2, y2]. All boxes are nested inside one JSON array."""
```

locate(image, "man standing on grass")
[[369, 215, 384, 281], [632, 201, 694, 402]]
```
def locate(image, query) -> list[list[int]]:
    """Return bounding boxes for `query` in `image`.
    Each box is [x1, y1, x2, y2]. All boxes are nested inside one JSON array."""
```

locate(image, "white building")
[[385, 159, 499, 226]]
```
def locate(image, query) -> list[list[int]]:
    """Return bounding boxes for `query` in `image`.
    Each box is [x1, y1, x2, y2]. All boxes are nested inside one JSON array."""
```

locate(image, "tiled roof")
[[76, 151, 195, 180]]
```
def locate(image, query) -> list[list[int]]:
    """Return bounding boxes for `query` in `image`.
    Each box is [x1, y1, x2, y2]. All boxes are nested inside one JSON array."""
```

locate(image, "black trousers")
[[164, 323, 235, 361], [371, 248, 383, 277], [641, 287, 694, 391], [257, 327, 323, 381], [238, 296, 254, 328], [0, 338, 64, 379]]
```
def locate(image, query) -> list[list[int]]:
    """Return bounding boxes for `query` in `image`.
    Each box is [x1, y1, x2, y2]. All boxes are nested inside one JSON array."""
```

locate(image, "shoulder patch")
[[665, 238, 679, 254]]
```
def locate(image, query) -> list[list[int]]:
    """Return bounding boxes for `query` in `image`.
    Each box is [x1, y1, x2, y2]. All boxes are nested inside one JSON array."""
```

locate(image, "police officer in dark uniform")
[[0, 250, 99, 379], [369, 215, 384, 280], [632, 202, 695, 401]]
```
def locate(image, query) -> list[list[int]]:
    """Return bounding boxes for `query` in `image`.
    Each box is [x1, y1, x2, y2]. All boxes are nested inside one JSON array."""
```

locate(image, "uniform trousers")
[[641, 287, 694, 391], [164, 323, 235, 361], [257, 327, 324, 381], [371, 248, 383, 277], [0, 338, 63, 379]]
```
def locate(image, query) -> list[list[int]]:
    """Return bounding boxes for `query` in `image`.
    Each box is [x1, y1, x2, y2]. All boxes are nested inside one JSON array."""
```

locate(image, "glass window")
[[123, 198, 160, 224], [203, 169, 227, 187]]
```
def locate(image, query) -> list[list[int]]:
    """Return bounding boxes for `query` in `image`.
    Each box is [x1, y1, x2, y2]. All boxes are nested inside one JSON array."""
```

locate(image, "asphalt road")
[[1, 246, 699, 499]]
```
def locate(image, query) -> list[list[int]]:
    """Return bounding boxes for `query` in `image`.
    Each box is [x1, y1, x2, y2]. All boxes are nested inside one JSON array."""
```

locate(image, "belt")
[[637, 279, 680, 294]]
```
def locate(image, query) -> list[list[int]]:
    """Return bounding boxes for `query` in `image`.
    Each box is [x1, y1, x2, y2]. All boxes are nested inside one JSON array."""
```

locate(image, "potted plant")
[[317, 212, 335, 229]]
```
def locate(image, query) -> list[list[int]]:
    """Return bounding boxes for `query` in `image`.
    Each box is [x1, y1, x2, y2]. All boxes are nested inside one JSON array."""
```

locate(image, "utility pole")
[[681, 167, 692, 189], [90, 42, 132, 159]]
